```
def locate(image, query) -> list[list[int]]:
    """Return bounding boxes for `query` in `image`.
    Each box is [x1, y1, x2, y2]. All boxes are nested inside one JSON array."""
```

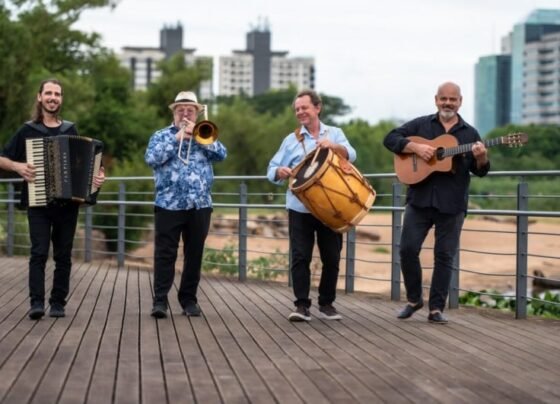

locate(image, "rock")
[[533, 269, 560, 289]]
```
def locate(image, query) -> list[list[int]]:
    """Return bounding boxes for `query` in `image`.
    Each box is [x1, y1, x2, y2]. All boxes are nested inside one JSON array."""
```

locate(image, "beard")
[[439, 108, 456, 120], [42, 101, 61, 115]]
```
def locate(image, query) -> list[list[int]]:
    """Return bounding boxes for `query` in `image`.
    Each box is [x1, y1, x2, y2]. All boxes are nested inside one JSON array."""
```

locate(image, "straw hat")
[[168, 91, 204, 111]]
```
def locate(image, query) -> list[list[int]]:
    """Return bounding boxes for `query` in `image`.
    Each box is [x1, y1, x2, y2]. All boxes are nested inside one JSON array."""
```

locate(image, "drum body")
[[290, 148, 376, 233]]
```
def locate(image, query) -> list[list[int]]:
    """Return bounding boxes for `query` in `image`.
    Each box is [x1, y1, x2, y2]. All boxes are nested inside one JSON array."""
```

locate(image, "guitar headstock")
[[502, 132, 528, 147]]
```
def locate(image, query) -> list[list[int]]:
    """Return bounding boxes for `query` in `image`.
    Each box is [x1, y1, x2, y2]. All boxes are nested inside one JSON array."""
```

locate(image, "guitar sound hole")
[[436, 148, 445, 160]]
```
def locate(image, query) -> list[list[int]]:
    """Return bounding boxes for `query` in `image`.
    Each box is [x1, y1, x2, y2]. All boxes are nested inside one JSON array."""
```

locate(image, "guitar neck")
[[442, 137, 505, 158]]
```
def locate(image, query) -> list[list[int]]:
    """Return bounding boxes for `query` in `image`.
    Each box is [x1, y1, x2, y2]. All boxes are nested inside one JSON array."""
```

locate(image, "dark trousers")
[[400, 204, 464, 312], [27, 204, 80, 306], [289, 209, 342, 308], [153, 206, 212, 307]]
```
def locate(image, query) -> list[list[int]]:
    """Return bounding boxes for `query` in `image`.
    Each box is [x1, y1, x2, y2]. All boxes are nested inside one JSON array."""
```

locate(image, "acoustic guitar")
[[394, 132, 528, 185]]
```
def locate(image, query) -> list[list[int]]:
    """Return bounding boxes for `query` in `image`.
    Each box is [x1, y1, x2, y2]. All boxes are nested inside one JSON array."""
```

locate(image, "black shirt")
[[0, 120, 77, 207], [383, 113, 490, 215]]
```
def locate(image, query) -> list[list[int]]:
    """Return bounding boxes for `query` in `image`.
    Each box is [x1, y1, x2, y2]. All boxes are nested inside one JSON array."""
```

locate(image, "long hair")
[[31, 78, 63, 123]]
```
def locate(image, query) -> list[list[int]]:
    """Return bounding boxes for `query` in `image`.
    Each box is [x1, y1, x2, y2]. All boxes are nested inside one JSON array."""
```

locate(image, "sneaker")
[[319, 304, 342, 320], [151, 302, 168, 319], [49, 303, 66, 318], [29, 302, 45, 320], [182, 301, 201, 317], [288, 305, 311, 322]]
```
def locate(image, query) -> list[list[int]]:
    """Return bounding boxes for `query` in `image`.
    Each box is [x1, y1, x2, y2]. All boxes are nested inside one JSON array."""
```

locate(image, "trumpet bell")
[[193, 120, 218, 145]]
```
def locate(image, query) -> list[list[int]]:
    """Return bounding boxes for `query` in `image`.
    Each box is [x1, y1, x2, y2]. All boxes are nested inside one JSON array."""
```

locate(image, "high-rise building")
[[219, 19, 315, 96], [474, 9, 560, 133], [508, 9, 560, 123], [522, 31, 560, 124], [474, 55, 511, 136], [118, 23, 213, 100]]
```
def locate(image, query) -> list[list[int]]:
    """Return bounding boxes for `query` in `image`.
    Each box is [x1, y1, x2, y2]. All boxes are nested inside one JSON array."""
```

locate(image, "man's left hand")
[[93, 166, 106, 188]]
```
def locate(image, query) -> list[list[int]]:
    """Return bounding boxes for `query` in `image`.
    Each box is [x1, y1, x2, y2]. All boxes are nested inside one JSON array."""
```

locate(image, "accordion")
[[25, 135, 103, 207]]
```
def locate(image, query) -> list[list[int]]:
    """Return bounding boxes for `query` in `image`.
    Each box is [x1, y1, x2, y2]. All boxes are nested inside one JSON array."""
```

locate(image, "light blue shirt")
[[145, 123, 227, 210], [267, 122, 356, 213]]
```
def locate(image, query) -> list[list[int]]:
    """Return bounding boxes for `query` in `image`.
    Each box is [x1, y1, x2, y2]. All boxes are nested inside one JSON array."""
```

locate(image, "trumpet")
[[178, 105, 219, 164]]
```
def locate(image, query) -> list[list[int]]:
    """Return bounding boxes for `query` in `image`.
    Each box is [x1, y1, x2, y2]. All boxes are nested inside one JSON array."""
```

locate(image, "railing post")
[[516, 182, 529, 319], [117, 182, 126, 268], [448, 243, 460, 309], [238, 182, 247, 282], [391, 182, 403, 301], [7, 183, 15, 257], [345, 227, 356, 294], [84, 206, 93, 262]]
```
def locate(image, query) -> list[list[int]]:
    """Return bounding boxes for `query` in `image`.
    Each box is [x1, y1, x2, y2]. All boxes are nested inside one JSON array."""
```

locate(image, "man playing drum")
[[267, 89, 357, 321]]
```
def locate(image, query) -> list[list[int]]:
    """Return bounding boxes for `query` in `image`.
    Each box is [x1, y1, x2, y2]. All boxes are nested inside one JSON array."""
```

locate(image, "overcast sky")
[[75, 0, 560, 125]]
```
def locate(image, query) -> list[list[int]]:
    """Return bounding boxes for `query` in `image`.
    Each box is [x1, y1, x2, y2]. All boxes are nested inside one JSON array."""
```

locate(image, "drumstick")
[[304, 129, 328, 178], [309, 128, 328, 167]]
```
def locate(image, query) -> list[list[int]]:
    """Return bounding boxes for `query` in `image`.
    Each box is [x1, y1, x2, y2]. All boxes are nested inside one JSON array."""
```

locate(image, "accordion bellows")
[[25, 135, 103, 207]]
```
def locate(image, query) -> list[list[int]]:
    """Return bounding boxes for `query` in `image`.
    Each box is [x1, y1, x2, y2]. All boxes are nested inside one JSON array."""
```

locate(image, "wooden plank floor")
[[0, 257, 559, 404]]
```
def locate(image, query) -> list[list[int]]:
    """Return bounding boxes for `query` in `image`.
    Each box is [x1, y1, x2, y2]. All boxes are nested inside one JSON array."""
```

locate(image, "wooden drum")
[[290, 148, 376, 233]]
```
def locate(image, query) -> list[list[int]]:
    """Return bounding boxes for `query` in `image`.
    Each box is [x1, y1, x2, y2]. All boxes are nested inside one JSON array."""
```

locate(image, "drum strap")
[[294, 127, 307, 155]]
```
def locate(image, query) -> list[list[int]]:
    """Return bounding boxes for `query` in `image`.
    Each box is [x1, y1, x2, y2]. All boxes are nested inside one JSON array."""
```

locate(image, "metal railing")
[[1, 170, 559, 319]]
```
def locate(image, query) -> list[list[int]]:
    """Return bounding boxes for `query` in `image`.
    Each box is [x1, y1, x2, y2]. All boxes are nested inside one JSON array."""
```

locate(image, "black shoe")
[[49, 303, 66, 318], [397, 301, 424, 319], [288, 305, 311, 322], [29, 302, 45, 320], [319, 304, 342, 320], [151, 303, 168, 319], [182, 302, 201, 317], [428, 311, 448, 324]]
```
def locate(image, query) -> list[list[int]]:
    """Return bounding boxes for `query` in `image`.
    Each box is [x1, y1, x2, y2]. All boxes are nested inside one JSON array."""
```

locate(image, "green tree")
[[342, 119, 395, 174], [217, 87, 352, 125], [486, 124, 560, 171], [0, 0, 119, 143], [0, 6, 34, 136], [147, 54, 213, 121], [67, 54, 163, 161]]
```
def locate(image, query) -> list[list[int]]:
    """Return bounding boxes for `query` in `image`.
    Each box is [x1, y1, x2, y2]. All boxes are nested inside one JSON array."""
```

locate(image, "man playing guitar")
[[383, 82, 490, 324]]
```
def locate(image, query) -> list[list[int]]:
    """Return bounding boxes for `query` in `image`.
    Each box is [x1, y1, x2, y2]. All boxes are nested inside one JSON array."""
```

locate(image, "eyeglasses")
[[175, 107, 197, 114]]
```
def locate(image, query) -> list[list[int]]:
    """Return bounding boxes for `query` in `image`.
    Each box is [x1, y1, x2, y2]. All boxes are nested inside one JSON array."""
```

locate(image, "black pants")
[[400, 204, 464, 312], [289, 209, 342, 308], [27, 204, 80, 306], [153, 206, 212, 307]]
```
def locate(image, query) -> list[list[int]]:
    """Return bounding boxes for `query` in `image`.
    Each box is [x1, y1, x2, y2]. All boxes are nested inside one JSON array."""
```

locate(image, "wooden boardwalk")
[[0, 257, 559, 404]]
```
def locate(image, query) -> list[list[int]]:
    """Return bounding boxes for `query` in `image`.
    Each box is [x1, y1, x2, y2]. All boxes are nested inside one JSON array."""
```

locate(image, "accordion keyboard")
[[25, 138, 48, 207]]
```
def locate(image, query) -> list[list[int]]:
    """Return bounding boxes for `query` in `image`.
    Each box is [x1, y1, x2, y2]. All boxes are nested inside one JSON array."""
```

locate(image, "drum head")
[[292, 148, 329, 188]]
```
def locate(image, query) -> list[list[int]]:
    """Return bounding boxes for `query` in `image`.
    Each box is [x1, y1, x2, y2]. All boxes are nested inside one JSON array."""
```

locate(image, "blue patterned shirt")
[[145, 123, 227, 210], [267, 122, 356, 213]]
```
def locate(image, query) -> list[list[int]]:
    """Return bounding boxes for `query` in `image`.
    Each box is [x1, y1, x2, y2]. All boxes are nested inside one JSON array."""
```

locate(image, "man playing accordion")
[[0, 78, 106, 320]]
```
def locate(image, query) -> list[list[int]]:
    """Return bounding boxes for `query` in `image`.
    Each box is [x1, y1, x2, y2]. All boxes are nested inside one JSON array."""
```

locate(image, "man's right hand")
[[14, 162, 36, 183], [276, 166, 293, 181], [408, 142, 436, 162]]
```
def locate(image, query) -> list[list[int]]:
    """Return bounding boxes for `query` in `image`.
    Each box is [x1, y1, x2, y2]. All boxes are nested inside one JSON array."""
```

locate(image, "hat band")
[[175, 98, 197, 104]]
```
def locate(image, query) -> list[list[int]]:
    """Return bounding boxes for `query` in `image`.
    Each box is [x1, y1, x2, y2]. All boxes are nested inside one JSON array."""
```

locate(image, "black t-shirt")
[[0, 120, 78, 207]]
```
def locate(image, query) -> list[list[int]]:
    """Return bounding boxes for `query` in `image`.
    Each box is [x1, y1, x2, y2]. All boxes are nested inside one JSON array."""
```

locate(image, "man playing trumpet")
[[145, 91, 227, 318]]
